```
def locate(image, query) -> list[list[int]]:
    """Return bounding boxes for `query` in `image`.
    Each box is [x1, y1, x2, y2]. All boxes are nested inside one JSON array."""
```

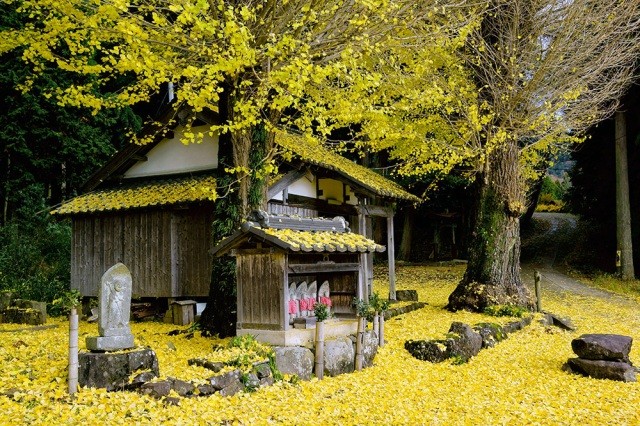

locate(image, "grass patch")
[[574, 273, 640, 301]]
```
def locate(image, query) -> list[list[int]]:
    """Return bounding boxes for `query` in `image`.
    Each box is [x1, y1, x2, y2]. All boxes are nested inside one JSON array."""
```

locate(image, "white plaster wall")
[[318, 178, 344, 204], [271, 172, 316, 201], [124, 125, 219, 178]]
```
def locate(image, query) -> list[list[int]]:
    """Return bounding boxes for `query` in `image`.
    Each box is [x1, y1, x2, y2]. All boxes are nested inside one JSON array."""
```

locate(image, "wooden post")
[[68, 307, 79, 395], [534, 270, 542, 313], [387, 211, 396, 300], [379, 313, 385, 347], [355, 316, 365, 371], [315, 321, 325, 380]]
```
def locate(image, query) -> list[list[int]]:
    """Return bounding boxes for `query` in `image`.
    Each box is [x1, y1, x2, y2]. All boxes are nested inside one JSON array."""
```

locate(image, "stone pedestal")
[[78, 348, 159, 391]]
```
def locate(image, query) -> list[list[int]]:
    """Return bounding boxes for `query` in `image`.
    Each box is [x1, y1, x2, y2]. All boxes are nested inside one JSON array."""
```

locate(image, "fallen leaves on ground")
[[0, 265, 638, 425]]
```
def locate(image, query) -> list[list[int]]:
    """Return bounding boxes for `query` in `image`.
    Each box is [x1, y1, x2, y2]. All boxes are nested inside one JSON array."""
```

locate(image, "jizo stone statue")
[[86, 263, 135, 351]]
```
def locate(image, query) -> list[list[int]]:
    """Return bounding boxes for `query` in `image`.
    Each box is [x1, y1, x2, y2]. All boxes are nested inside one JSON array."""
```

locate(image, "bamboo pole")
[[68, 307, 79, 395], [355, 317, 365, 370], [379, 313, 385, 347], [373, 312, 379, 337], [315, 321, 325, 380]]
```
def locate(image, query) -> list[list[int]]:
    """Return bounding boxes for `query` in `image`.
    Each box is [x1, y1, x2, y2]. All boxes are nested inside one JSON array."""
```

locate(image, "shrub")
[[0, 218, 71, 313]]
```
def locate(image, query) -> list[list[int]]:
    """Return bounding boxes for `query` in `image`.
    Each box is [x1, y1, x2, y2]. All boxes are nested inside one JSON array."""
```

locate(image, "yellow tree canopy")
[[0, 0, 481, 198]]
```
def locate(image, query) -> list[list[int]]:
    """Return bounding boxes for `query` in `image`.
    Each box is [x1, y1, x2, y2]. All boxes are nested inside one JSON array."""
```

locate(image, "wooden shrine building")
[[211, 213, 385, 345], [52, 115, 419, 302]]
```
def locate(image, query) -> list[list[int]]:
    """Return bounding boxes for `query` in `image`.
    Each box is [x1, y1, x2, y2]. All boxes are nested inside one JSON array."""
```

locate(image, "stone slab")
[[567, 358, 636, 382], [86, 335, 135, 351]]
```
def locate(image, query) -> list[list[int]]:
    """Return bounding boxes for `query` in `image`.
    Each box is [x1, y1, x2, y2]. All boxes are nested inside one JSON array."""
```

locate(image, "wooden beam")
[[355, 204, 393, 217], [288, 263, 360, 274], [267, 169, 307, 200]]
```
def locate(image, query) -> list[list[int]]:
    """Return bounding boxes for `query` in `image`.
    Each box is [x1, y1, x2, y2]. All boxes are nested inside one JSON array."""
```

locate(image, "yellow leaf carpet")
[[0, 265, 637, 425]]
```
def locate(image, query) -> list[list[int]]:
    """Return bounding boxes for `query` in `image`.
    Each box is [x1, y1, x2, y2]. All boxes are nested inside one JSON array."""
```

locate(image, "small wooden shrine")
[[211, 211, 385, 346]]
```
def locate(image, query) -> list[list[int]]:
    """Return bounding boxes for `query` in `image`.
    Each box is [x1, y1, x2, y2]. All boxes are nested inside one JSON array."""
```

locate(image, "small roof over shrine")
[[212, 212, 386, 256]]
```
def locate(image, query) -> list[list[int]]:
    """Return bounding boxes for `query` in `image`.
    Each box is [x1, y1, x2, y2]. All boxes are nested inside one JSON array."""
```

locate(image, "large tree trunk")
[[447, 142, 533, 312], [614, 110, 635, 280], [199, 87, 273, 336]]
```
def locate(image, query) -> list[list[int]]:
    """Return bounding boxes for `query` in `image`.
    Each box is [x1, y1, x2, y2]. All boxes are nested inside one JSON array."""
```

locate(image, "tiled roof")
[[276, 133, 420, 202], [51, 175, 217, 215], [211, 224, 386, 256], [261, 227, 385, 253]]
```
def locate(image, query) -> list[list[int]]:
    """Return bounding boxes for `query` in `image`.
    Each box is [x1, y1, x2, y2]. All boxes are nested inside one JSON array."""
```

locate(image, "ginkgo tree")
[[1, 0, 479, 333], [320, 0, 640, 312]]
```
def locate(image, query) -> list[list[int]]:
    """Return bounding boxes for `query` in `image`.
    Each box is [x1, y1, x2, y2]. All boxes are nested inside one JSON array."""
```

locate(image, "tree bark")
[[615, 110, 635, 280], [447, 141, 533, 312]]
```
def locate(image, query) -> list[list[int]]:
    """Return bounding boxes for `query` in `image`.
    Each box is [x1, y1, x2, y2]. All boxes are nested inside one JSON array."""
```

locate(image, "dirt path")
[[521, 212, 638, 307]]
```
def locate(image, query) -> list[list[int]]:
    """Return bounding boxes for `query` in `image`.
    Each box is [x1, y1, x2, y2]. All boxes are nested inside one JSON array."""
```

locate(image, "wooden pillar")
[[358, 253, 366, 301], [357, 204, 370, 300], [387, 210, 396, 300]]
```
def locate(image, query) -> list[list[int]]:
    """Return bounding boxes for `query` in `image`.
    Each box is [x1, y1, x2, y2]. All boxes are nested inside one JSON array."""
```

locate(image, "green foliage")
[[50, 289, 81, 316], [368, 292, 390, 312], [483, 304, 529, 318], [352, 297, 370, 318], [536, 176, 568, 212], [0, 217, 71, 309], [313, 302, 330, 322], [268, 352, 284, 382]]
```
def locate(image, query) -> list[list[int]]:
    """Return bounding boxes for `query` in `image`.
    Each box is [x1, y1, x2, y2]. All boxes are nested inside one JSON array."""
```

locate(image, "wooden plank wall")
[[237, 252, 285, 330], [71, 207, 214, 298], [174, 207, 215, 297], [267, 202, 318, 218]]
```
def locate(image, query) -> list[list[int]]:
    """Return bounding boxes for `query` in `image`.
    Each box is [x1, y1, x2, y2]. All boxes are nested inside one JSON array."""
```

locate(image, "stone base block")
[[1, 307, 46, 325], [79, 348, 159, 391], [293, 317, 317, 329], [395, 290, 418, 301], [86, 334, 135, 351]]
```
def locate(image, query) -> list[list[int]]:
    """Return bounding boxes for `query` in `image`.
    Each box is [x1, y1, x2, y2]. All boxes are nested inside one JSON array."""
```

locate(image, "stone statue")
[[86, 263, 135, 351]]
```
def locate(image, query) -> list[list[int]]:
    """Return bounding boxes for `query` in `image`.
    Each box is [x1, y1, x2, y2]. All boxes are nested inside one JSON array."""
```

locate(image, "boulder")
[[126, 371, 158, 390], [567, 358, 636, 382], [168, 377, 195, 396], [503, 316, 533, 334], [362, 331, 379, 368], [196, 384, 218, 396], [404, 339, 449, 363], [571, 334, 632, 363], [219, 380, 245, 396], [79, 348, 159, 391], [244, 373, 260, 390], [188, 358, 224, 373], [209, 369, 242, 391], [395, 290, 418, 302], [545, 313, 576, 331], [446, 322, 482, 362], [253, 361, 272, 379], [274, 346, 314, 380], [473, 323, 508, 349], [323, 337, 355, 376], [140, 381, 172, 398]]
